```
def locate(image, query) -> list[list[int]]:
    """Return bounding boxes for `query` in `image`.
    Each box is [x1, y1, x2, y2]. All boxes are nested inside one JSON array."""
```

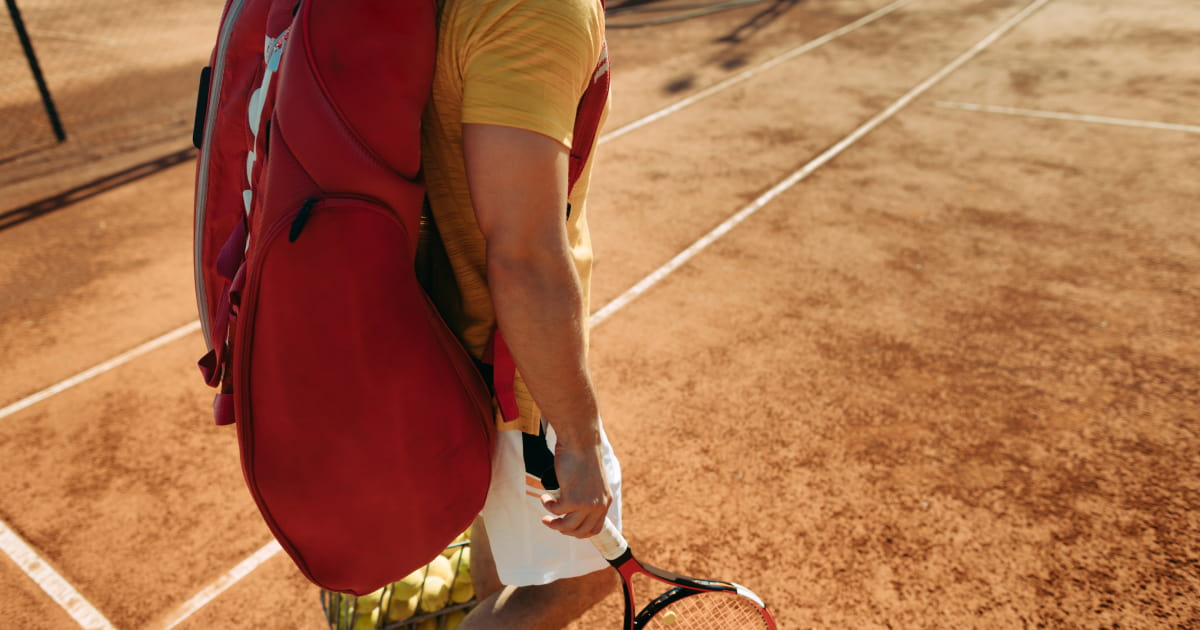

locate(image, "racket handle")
[[544, 489, 629, 562], [590, 516, 628, 562]]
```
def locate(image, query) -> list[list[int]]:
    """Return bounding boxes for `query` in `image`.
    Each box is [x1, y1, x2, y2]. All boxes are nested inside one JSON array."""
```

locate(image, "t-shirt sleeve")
[[460, 0, 601, 148]]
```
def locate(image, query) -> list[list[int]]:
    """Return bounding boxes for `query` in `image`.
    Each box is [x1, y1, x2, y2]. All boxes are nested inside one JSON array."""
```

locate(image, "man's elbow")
[[485, 236, 574, 291]]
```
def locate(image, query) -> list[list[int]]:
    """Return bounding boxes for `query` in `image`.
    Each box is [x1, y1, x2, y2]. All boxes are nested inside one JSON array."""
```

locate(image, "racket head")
[[539, 469, 776, 629], [634, 583, 775, 629]]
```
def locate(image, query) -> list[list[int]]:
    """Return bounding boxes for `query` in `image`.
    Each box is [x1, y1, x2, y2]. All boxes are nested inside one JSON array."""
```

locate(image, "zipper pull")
[[288, 198, 318, 242]]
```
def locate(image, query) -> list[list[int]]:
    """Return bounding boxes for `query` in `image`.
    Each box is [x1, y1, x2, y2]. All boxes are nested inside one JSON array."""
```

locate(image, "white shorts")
[[478, 418, 622, 586]]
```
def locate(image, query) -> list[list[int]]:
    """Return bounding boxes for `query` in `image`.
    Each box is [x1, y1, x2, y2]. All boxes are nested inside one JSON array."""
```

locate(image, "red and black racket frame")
[[608, 549, 749, 630]]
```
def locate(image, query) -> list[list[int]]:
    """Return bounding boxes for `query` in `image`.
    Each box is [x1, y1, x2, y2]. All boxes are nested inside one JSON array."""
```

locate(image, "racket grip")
[[590, 517, 628, 562], [544, 489, 629, 562]]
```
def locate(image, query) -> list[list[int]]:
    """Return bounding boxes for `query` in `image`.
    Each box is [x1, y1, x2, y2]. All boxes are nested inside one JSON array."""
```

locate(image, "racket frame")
[[599, 522, 773, 629], [542, 472, 775, 629]]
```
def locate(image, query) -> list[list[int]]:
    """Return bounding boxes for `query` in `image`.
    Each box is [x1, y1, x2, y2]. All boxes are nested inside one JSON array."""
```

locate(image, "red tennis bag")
[[191, 0, 494, 594]]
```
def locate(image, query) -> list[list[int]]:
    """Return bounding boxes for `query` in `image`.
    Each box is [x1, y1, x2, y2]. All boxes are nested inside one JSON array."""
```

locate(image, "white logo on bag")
[[242, 28, 292, 215]]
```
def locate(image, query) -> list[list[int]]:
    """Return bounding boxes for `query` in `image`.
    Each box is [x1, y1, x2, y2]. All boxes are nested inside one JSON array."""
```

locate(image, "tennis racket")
[[543, 472, 777, 629]]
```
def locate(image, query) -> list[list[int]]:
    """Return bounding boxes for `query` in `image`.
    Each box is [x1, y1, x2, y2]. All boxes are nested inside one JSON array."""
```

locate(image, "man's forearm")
[[487, 246, 601, 447]]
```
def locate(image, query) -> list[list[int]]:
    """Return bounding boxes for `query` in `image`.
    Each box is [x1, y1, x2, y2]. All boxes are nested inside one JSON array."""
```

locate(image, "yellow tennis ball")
[[447, 548, 471, 580], [418, 576, 450, 612], [414, 617, 438, 630], [662, 609, 678, 626], [427, 555, 454, 585], [355, 587, 384, 612], [446, 547, 468, 572], [445, 608, 468, 630], [351, 607, 380, 630], [385, 592, 419, 623], [446, 547, 474, 603], [449, 577, 474, 605], [392, 569, 425, 600]]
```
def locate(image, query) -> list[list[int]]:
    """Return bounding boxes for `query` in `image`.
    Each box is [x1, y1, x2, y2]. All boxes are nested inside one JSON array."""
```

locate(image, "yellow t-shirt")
[[420, 0, 608, 434]]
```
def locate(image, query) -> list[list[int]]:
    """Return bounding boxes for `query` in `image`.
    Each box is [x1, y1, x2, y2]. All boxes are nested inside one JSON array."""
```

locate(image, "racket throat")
[[618, 577, 636, 630]]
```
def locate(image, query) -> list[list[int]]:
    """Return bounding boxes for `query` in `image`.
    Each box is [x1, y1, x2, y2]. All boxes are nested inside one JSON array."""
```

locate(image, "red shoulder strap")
[[568, 42, 609, 194], [491, 40, 611, 423]]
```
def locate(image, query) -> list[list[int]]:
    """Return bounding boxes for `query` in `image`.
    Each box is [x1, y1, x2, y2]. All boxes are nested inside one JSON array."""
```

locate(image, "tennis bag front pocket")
[[232, 196, 494, 595]]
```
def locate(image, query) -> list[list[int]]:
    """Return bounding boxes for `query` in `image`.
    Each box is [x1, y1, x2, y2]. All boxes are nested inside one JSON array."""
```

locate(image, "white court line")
[[598, 0, 912, 144], [0, 321, 202, 421], [0, 519, 117, 630], [157, 540, 282, 630], [934, 101, 1200, 134], [592, 0, 1054, 326]]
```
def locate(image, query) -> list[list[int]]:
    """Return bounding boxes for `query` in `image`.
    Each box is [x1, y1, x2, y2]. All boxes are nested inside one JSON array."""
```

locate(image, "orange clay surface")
[[1, 0, 1198, 629]]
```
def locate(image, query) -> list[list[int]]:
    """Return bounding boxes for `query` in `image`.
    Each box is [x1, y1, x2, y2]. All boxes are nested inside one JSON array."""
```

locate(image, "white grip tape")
[[545, 489, 629, 561], [591, 517, 628, 562]]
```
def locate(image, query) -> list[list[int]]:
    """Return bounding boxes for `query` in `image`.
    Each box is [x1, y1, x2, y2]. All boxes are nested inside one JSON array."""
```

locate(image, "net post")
[[6, 0, 67, 142]]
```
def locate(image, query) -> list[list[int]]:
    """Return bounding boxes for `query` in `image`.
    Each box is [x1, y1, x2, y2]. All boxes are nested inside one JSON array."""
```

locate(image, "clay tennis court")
[[1, 0, 1198, 628]]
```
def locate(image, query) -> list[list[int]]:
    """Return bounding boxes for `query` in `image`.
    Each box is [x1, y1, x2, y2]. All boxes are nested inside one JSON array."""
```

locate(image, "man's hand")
[[540, 440, 612, 539]]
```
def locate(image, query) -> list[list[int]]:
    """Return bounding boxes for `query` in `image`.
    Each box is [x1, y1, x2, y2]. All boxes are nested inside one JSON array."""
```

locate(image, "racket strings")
[[645, 590, 770, 629]]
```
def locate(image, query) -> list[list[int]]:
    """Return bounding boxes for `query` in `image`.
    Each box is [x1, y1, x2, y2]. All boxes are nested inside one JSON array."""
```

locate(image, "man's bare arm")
[[462, 123, 610, 539]]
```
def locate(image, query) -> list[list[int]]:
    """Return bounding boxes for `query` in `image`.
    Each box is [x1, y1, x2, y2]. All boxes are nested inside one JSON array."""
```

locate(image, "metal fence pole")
[[6, 0, 67, 142]]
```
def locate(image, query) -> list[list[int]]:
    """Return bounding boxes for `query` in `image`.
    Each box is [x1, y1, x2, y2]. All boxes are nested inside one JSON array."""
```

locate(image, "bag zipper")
[[287, 198, 318, 242]]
